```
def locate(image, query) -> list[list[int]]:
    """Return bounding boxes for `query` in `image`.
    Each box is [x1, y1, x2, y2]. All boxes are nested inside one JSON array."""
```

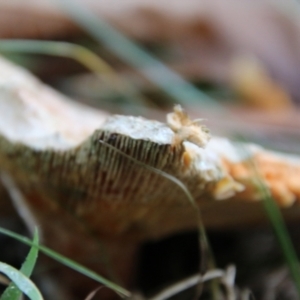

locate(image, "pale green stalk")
[[0, 39, 149, 108]]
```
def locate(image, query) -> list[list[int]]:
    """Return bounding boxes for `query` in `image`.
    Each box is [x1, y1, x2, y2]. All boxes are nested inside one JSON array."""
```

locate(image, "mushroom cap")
[[0, 56, 300, 244]]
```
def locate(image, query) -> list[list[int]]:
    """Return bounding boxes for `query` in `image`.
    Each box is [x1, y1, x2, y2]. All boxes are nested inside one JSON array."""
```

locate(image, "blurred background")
[[1, 0, 300, 153]]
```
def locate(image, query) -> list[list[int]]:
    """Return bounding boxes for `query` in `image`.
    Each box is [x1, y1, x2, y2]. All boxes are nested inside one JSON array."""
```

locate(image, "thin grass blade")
[[0, 228, 39, 300], [0, 227, 131, 298], [98, 139, 219, 298], [0, 262, 43, 300]]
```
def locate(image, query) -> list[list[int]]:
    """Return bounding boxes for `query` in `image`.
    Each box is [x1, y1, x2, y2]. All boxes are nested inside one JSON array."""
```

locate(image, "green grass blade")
[[0, 227, 131, 298], [0, 262, 43, 300], [19, 228, 39, 276], [234, 140, 300, 296], [1, 228, 39, 300]]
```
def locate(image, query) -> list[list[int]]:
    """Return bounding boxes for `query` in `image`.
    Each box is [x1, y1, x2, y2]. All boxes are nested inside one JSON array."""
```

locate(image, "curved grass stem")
[[0, 39, 149, 108], [98, 139, 219, 299]]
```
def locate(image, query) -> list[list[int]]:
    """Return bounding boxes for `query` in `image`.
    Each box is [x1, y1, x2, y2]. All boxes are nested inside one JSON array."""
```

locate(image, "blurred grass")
[[0, 39, 152, 112], [56, 0, 223, 111], [251, 164, 300, 296]]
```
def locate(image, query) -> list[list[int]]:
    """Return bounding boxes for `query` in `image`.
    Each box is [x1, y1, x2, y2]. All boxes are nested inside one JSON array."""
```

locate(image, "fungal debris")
[[213, 176, 245, 200], [167, 105, 245, 200], [166, 105, 210, 148]]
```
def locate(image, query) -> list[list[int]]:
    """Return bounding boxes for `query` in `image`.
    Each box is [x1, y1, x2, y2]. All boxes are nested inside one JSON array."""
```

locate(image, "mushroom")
[[0, 56, 299, 297]]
